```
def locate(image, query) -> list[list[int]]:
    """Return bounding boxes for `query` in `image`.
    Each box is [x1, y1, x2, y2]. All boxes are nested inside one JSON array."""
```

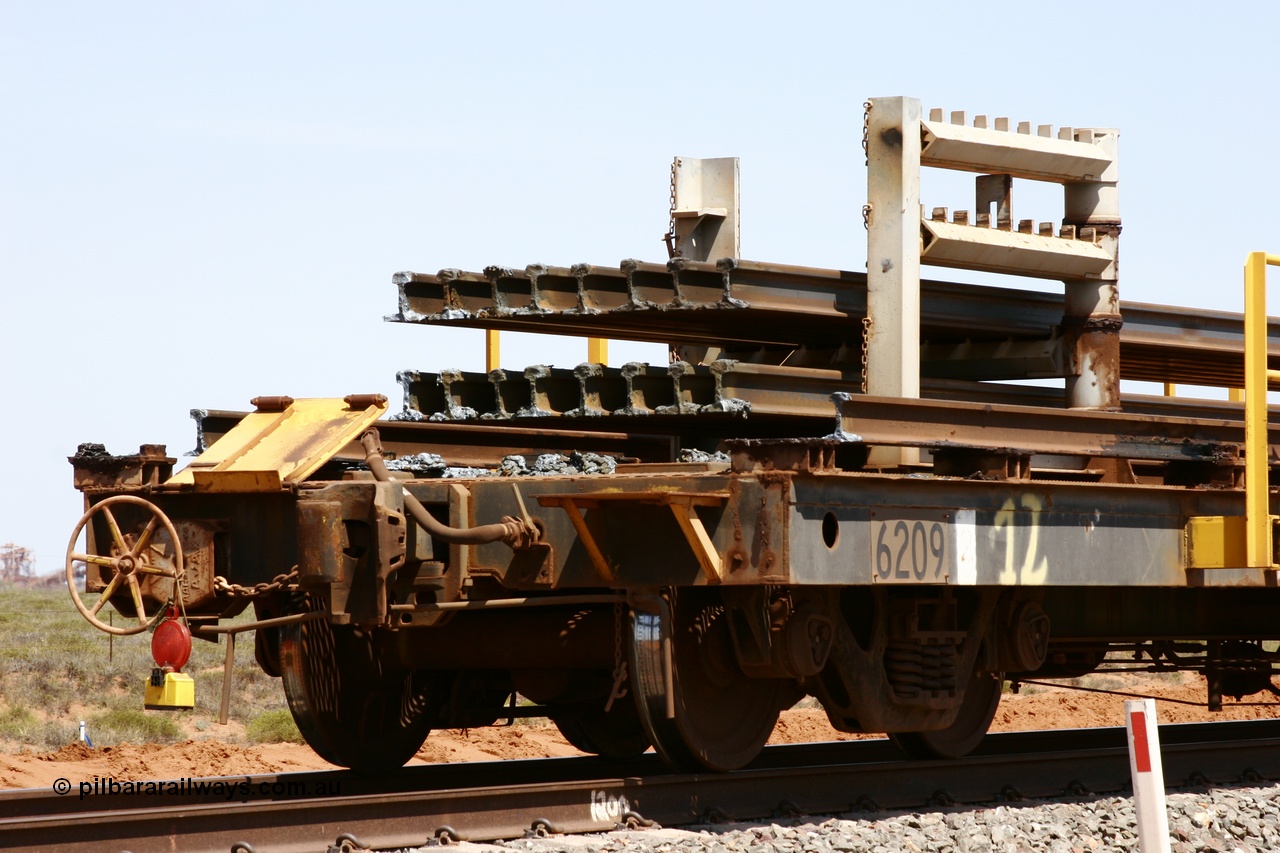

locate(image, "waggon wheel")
[[630, 590, 788, 772], [65, 495, 183, 636], [889, 669, 1002, 760], [280, 596, 436, 773], [552, 694, 651, 761]]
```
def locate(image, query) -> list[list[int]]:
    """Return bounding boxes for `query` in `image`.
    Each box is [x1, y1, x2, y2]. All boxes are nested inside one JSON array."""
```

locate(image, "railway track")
[[5, 719, 1280, 853]]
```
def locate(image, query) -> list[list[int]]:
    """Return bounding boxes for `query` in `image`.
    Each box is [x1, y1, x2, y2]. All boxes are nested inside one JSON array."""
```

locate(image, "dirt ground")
[[4, 674, 1278, 790]]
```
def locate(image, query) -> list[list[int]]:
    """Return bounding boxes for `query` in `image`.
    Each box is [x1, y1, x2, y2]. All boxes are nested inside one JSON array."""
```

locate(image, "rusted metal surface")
[[450, 465, 1261, 589], [192, 408, 678, 465], [4, 721, 1280, 852], [397, 360, 859, 422], [389, 260, 1280, 389], [69, 443, 173, 491], [386, 604, 617, 669], [200, 387, 1280, 467], [834, 394, 1244, 463], [390, 363, 1280, 475]]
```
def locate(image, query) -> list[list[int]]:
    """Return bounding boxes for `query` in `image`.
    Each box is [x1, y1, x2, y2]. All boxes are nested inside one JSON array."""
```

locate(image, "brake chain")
[[861, 315, 872, 394], [862, 99, 872, 165], [214, 568, 299, 598], [860, 99, 876, 393], [663, 158, 679, 259], [604, 601, 629, 713]]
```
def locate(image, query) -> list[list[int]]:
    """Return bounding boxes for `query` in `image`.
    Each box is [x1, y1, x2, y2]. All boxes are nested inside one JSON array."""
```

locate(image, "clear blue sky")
[[3, 2, 1278, 574]]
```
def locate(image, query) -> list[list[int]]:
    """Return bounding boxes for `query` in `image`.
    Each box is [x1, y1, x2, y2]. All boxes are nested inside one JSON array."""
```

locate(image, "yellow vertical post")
[[486, 330, 500, 372], [587, 337, 608, 365], [1245, 252, 1270, 567], [1230, 387, 1246, 402], [1163, 383, 1177, 397]]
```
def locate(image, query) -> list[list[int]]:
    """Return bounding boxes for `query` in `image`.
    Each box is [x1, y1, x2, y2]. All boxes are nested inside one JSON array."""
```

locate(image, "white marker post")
[[1125, 699, 1171, 853]]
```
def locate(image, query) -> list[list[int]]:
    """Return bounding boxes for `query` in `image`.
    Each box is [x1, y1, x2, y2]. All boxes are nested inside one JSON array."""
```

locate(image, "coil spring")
[[885, 640, 958, 698]]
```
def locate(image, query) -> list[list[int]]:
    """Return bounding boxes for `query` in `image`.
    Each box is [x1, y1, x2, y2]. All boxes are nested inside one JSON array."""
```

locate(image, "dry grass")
[[244, 708, 303, 743], [0, 585, 291, 751]]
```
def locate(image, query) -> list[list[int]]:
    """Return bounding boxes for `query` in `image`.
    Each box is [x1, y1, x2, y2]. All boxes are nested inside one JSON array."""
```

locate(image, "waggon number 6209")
[[870, 514, 952, 583]]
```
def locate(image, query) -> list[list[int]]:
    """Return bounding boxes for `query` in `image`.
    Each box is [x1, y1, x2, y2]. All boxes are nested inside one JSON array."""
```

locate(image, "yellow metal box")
[[144, 671, 195, 710], [1185, 515, 1250, 569]]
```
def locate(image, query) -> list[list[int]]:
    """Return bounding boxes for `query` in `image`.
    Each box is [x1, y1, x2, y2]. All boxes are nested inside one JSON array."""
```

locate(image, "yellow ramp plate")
[[167, 395, 387, 492]]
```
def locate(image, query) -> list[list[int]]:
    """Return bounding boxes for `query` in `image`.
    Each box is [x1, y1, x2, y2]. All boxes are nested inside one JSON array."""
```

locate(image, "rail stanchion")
[[1125, 698, 1172, 853]]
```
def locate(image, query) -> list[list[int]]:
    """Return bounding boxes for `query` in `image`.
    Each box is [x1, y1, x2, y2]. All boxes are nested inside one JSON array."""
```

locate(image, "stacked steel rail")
[[391, 260, 1280, 392]]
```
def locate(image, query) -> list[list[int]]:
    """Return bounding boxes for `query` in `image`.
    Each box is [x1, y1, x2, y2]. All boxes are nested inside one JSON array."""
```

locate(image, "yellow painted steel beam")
[[547, 497, 615, 583], [1195, 251, 1280, 570], [668, 502, 722, 582], [1244, 252, 1280, 567], [486, 330, 500, 372], [587, 337, 608, 365], [536, 490, 727, 583]]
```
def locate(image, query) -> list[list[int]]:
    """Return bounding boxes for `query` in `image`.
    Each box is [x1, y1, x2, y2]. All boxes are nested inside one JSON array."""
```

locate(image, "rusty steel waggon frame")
[[67, 97, 1280, 779]]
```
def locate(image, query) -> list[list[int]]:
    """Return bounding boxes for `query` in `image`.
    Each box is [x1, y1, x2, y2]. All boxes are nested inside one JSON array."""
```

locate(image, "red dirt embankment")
[[4, 674, 1276, 789]]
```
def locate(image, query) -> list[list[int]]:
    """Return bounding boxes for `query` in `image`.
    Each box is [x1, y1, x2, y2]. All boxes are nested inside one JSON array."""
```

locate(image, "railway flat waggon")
[[65, 98, 1280, 773]]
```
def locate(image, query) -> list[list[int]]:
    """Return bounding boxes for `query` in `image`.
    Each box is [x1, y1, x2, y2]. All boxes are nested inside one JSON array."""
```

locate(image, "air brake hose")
[[359, 428, 535, 548]]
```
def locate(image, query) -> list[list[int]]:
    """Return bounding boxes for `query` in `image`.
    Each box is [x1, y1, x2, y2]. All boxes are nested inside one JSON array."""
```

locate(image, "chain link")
[[604, 601, 629, 713], [860, 316, 872, 394], [859, 101, 873, 396], [663, 158, 679, 259], [862, 100, 873, 166], [214, 568, 299, 598]]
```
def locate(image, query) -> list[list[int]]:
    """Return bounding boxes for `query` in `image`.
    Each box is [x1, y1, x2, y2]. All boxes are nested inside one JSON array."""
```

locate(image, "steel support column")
[[670, 156, 740, 366], [865, 96, 922, 466], [1244, 252, 1280, 567], [1063, 127, 1121, 410]]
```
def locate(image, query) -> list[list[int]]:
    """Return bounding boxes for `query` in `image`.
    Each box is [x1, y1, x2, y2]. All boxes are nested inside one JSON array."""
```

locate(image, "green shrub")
[[90, 707, 182, 746], [0, 587, 293, 749], [245, 709, 302, 744], [0, 704, 38, 740]]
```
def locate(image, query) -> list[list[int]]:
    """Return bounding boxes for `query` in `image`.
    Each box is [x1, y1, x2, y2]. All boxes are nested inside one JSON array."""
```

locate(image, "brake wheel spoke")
[[136, 564, 177, 578], [88, 573, 124, 617], [127, 574, 149, 627], [130, 516, 160, 559], [100, 506, 128, 554], [70, 552, 118, 569]]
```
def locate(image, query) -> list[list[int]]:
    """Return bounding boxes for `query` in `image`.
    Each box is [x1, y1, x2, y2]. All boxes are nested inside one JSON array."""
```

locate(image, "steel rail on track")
[[4, 720, 1280, 853]]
